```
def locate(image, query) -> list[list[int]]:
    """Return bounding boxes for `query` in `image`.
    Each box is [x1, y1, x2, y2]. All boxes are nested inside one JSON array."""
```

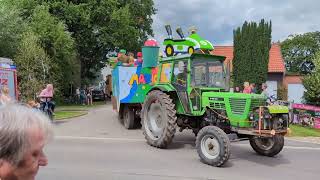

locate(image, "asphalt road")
[[38, 104, 320, 180]]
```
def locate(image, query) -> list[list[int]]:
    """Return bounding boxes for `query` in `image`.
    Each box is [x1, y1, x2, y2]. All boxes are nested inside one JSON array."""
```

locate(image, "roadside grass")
[[57, 101, 106, 111], [54, 111, 88, 120], [54, 101, 106, 120], [289, 124, 320, 137]]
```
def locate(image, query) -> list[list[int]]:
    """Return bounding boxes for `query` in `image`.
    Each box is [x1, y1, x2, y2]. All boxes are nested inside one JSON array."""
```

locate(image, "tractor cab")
[[160, 53, 230, 113], [191, 55, 227, 90]]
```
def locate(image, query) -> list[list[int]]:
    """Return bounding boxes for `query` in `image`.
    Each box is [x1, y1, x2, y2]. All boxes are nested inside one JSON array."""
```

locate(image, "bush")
[[277, 84, 288, 101]]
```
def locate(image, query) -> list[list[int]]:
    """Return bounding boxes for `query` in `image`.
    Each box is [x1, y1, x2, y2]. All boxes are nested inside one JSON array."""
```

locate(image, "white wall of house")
[[288, 83, 305, 103], [266, 80, 278, 98]]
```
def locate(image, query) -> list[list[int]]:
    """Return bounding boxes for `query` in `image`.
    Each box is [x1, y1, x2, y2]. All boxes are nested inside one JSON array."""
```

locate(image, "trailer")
[[0, 67, 18, 101]]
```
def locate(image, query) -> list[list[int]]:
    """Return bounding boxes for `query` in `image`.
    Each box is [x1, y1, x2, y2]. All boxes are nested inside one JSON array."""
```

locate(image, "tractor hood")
[[201, 91, 267, 127], [202, 91, 265, 100]]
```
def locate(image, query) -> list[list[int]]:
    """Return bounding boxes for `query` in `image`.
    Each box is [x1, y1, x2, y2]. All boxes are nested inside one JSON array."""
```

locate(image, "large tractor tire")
[[249, 135, 284, 157], [123, 106, 135, 129], [196, 126, 230, 167], [141, 90, 177, 148]]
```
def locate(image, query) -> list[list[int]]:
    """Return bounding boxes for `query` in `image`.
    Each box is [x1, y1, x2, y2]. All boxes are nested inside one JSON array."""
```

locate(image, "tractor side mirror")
[[224, 64, 231, 91]]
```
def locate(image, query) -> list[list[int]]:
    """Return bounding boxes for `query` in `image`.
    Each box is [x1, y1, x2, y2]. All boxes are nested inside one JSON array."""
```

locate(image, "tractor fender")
[[147, 85, 176, 94], [146, 85, 188, 114]]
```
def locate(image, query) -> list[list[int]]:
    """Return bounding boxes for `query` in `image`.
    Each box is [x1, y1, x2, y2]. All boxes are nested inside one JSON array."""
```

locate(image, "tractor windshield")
[[192, 59, 227, 89]]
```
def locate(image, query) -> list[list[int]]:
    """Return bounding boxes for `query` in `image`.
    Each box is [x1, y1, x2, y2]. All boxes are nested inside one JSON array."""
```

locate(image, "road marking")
[[55, 136, 320, 150], [283, 146, 320, 150], [232, 143, 320, 150], [285, 137, 320, 145], [55, 135, 144, 142]]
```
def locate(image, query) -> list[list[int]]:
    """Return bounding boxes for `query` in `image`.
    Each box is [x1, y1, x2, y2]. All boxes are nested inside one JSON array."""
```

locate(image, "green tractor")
[[163, 25, 214, 57], [140, 53, 289, 167]]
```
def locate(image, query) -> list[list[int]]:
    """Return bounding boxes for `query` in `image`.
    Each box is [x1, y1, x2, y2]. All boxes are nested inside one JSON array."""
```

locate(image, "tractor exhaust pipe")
[[176, 27, 184, 39], [165, 25, 173, 39]]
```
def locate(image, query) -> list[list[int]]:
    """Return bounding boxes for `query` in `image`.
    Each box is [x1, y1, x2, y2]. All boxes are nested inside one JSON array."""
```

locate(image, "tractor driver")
[[175, 61, 187, 86]]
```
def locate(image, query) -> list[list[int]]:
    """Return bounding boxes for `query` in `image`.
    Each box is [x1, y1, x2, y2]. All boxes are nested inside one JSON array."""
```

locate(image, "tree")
[[281, 31, 320, 74], [303, 51, 320, 105], [45, 0, 156, 83], [0, 5, 27, 58], [29, 5, 80, 97], [14, 31, 51, 101], [233, 19, 272, 89], [1, 0, 80, 99], [0, 0, 156, 98]]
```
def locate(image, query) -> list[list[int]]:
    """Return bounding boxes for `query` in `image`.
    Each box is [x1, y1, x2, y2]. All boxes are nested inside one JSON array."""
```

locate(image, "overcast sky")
[[152, 0, 320, 46]]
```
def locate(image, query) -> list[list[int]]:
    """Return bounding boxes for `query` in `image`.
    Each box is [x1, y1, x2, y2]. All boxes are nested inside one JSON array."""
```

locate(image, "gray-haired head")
[[0, 104, 53, 166]]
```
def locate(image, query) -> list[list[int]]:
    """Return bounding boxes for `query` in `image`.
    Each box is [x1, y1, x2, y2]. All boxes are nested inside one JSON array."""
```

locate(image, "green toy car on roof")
[[163, 25, 214, 57]]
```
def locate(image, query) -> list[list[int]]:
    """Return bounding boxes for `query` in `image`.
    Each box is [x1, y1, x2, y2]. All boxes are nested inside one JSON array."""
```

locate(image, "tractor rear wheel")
[[141, 90, 177, 148], [196, 126, 230, 167], [123, 106, 135, 129], [249, 135, 284, 157]]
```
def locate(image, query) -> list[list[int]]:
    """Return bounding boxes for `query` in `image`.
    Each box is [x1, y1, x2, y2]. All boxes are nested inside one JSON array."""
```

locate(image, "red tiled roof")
[[268, 44, 286, 72], [212, 46, 234, 70], [211, 43, 285, 73]]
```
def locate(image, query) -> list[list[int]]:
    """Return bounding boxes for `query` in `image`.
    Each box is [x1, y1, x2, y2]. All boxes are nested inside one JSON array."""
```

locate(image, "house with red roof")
[[211, 43, 286, 98]]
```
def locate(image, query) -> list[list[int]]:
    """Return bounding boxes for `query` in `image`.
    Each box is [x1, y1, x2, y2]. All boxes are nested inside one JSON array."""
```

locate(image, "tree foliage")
[[303, 51, 320, 105], [281, 31, 320, 74], [44, 0, 156, 82], [233, 19, 272, 89], [30, 5, 79, 96], [0, 0, 156, 101], [0, 0, 80, 100], [0, 5, 26, 58], [14, 31, 51, 101]]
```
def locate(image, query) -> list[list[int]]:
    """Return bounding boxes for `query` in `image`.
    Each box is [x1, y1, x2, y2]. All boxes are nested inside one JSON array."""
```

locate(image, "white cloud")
[[152, 0, 320, 45]]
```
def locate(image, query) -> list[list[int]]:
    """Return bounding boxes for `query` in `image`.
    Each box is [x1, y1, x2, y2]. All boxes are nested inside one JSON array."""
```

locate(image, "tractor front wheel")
[[141, 90, 177, 148], [249, 135, 284, 157], [196, 126, 231, 167]]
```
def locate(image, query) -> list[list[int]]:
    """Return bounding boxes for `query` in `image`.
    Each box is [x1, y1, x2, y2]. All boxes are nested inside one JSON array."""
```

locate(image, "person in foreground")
[[0, 104, 53, 180]]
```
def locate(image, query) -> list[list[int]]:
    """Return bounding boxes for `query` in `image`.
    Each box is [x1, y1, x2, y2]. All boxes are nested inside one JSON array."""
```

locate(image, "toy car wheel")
[[188, 46, 194, 55], [249, 135, 284, 157], [141, 90, 177, 148], [196, 126, 230, 167], [165, 45, 174, 57], [123, 106, 135, 129]]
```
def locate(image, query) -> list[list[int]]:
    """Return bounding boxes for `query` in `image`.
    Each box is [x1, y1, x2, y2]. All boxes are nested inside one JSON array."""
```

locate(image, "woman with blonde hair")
[[39, 84, 55, 113], [0, 86, 12, 105], [242, 82, 251, 94]]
